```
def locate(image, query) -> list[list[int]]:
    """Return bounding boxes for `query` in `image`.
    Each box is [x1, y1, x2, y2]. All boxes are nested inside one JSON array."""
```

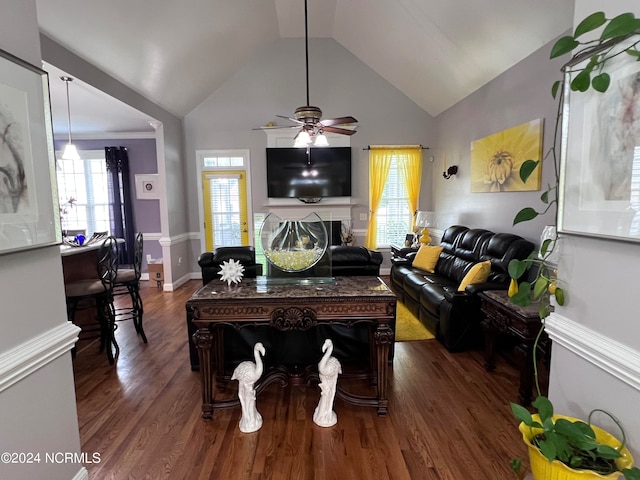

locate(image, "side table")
[[479, 290, 550, 406]]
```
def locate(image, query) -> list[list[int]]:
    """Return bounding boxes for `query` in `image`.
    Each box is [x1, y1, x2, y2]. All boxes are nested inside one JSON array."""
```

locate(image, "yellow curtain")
[[397, 147, 423, 230], [365, 148, 393, 249]]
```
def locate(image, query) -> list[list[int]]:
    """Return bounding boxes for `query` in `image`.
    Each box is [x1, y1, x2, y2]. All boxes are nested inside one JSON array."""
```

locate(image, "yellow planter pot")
[[520, 414, 634, 480]]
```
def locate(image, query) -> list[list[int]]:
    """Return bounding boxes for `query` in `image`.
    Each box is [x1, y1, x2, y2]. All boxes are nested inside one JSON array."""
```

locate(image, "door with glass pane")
[[202, 170, 249, 250]]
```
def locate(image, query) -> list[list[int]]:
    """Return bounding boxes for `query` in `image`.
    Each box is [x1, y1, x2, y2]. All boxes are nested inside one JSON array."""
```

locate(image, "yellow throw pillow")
[[458, 260, 492, 291], [411, 245, 443, 273]]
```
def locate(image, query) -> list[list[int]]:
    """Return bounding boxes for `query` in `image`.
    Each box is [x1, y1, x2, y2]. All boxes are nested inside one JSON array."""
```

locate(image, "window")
[[367, 146, 422, 249], [375, 158, 412, 247], [56, 150, 110, 235]]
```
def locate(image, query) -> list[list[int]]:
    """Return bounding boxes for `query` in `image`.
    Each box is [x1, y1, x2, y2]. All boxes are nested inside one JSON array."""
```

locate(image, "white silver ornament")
[[218, 258, 245, 286]]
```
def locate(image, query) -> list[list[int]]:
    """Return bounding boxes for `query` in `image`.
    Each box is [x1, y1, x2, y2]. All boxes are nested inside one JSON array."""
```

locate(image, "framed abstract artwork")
[[470, 119, 544, 193], [558, 39, 640, 243], [0, 48, 60, 255]]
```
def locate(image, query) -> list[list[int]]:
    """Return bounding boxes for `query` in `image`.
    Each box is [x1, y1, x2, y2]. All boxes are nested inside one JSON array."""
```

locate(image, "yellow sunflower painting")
[[470, 119, 543, 192]]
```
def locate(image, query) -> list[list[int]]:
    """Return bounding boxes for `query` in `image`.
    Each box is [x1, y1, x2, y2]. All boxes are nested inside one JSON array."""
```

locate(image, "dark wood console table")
[[479, 290, 549, 406], [186, 276, 396, 420]]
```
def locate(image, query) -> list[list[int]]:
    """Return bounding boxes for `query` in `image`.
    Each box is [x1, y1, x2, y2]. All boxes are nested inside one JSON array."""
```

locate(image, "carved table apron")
[[186, 276, 396, 420]]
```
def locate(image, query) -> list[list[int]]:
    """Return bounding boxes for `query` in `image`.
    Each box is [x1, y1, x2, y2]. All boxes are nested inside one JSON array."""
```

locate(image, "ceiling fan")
[[256, 0, 358, 147]]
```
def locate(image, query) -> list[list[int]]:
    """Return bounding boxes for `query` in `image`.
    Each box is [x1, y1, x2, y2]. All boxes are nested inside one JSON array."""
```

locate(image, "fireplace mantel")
[[264, 198, 354, 221]]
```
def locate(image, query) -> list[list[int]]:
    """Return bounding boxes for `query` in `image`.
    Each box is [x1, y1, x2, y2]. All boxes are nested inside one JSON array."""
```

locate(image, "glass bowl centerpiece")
[[260, 212, 328, 273]]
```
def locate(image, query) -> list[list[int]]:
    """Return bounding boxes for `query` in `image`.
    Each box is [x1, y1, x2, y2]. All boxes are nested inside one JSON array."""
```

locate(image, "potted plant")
[[511, 396, 639, 480], [507, 11, 640, 479]]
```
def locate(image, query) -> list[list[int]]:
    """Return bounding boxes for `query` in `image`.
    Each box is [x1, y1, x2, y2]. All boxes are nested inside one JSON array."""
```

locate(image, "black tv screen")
[[266, 147, 352, 199]]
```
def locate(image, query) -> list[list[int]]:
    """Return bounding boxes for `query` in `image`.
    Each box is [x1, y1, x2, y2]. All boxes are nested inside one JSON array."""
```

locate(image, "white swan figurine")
[[231, 342, 266, 433]]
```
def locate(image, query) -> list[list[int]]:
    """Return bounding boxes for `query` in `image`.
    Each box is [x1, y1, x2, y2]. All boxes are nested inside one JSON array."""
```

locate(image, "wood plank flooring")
[[72, 279, 531, 479]]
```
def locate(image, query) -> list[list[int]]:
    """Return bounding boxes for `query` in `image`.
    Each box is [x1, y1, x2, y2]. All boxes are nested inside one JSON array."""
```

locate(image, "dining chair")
[[65, 236, 120, 364], [113, 232, 147, 343]]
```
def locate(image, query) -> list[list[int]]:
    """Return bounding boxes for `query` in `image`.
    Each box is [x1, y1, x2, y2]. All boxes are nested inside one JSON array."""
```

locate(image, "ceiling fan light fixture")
[[60, 76, 81, 161], [294, 130, 311, 148], [313, 132, 329, 147]]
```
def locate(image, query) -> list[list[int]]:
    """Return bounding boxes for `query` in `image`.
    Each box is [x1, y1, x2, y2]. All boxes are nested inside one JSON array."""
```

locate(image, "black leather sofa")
[[317, 245, 383, 276], [390, 225, 534, 352], [189, 245, 384, 371], [198, 246, 263, 285]]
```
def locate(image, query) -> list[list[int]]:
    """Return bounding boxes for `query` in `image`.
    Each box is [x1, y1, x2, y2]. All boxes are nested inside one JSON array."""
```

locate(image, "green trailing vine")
[[507, 11, 640, 480]]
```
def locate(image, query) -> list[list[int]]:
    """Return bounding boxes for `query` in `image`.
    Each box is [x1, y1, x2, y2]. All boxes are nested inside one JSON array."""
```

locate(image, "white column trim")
[[0, 323, 80, 393], [545, 312, 640, 392]]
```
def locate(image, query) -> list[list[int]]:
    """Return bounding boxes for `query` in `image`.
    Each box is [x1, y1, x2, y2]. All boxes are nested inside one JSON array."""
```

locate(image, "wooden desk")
[[479, 290, 549, 406], [186, 276, 396, 420]]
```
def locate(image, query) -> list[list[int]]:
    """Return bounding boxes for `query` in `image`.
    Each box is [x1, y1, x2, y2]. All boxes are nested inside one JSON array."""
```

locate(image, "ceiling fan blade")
[[276, 114, 304, 125], [320, 116, 358, 127], [252, 125, 300, 131], [322, 125, 357, 136]]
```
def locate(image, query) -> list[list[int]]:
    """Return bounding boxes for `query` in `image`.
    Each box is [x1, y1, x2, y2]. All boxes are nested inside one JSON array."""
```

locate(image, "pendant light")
[[293, 0, 330, 148], [60, 76, 81, 161]]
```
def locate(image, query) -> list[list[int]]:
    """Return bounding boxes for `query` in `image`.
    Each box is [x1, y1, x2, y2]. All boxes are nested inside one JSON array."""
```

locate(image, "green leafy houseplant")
[[507, 11, 640, 480], [511, 397, 640, 480]]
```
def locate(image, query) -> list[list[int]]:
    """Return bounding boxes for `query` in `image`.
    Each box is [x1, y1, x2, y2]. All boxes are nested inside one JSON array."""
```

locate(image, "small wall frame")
[[135, 174, 160, 200]]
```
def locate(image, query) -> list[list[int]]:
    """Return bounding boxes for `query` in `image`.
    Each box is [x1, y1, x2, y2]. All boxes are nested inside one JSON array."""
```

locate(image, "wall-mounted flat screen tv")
[[266, 147, 352, 200]]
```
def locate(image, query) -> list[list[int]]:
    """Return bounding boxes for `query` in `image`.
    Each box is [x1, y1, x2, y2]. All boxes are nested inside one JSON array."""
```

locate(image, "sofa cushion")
[[420, 283, 448, 316], [391, 264, 415, 285], [479, 233, 536, 283], [454, 229, 493, 262], [404, 273, 430, 302], [435, 254, 475, 284], [411, 245, 443, 272], [458, 260, 492, 291], [439, 225, 469, 253]]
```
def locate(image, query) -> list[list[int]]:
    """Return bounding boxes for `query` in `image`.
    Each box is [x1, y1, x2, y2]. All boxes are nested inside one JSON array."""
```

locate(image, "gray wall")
[[184, 38, 437, 269], [546, 0, 640, 456], [41, 35, 187, 287], [433, 37, 566, 244], [434, 0, 640, 458], [0, 1, 84, 479]]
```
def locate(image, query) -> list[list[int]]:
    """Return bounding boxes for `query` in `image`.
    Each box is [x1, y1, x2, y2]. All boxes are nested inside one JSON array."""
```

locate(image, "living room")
[[2, 1, 640, 479]]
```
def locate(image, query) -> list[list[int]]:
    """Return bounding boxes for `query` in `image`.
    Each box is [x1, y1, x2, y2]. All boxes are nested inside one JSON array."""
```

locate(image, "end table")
[[479, 289, 550, 406], [390, 243, 418, 261]]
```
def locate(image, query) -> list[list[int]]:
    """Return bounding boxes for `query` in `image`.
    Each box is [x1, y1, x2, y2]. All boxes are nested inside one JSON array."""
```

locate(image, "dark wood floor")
[[72, 279, 531, 479]]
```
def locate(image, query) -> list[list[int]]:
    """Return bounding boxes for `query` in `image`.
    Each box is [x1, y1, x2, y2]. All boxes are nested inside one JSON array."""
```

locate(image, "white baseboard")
[[545, 312, 640, 392], [0, 323, 80, 393]]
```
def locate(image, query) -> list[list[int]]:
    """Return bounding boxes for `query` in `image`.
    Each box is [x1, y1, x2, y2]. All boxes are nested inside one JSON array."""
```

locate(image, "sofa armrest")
[[464, 281, 507, 296], [391, 256, 411, 267], [442, 286, 475, 304]]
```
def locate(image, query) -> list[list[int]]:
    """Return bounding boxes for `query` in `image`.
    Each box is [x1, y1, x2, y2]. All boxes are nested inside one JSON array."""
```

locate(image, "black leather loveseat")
[[390, 225, 534, 352], [189, 245, 383, 371]]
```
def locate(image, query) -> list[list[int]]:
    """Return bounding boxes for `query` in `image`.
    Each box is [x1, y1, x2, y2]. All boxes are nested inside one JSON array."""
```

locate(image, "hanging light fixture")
[[313, 131, 329, 147], [60, 76, 80, 161]]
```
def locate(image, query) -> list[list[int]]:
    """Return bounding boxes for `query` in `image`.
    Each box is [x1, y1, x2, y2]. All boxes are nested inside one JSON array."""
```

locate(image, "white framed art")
[[0, 48, 60, 255], [558, 38, 640, 243]]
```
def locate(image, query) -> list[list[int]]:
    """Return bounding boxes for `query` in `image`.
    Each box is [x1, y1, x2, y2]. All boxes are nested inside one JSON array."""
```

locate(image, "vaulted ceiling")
[[36, 0, 575, 135]]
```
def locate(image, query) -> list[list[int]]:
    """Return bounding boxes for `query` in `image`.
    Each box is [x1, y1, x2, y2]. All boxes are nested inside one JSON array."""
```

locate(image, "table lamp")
[[415, 211, 434, 245]]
